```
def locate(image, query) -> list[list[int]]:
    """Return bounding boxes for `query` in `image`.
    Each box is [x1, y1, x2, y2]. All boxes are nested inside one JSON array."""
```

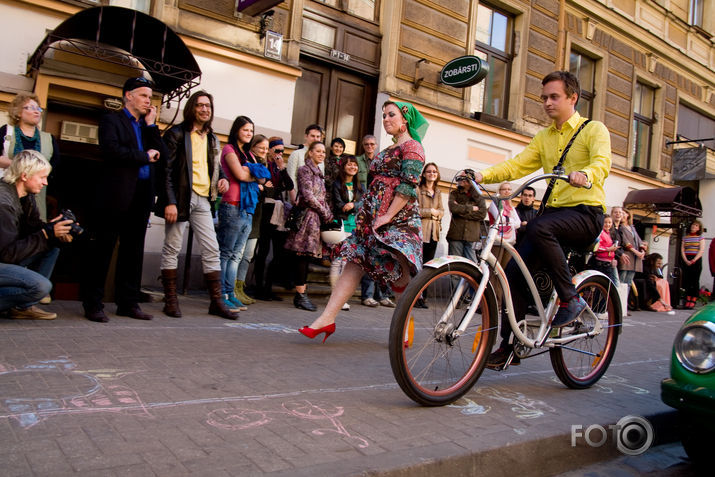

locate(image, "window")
[[678, 104, 715, 150], [631, 82, 656, 170], [569, 52, 595, 118], [315, 0, 377, 22], [689, 0, 704, 27], [108, 0, 151, 13], [471, 3, 513, 120]]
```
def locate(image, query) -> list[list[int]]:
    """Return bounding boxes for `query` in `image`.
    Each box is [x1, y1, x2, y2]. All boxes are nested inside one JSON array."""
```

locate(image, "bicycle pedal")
[[576, 307, 598, 333]]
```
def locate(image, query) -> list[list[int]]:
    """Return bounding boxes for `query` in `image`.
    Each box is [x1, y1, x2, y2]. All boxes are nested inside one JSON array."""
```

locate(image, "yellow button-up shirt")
[[481, 112, 611, 211], [191, 130, 211, 197]]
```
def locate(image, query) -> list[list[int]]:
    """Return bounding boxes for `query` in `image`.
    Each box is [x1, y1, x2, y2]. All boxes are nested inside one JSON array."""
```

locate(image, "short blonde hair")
[[2, 149, 51, 184], [8, 93, 40, 126]]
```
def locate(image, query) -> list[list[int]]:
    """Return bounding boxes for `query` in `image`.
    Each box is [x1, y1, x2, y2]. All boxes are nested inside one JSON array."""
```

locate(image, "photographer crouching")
[[0, 150, 75, 319]]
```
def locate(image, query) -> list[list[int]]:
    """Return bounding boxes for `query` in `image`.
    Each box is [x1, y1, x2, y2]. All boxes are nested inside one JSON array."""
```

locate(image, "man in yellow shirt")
[[474, 70, 611, 369], [157, 91, 238, 320]]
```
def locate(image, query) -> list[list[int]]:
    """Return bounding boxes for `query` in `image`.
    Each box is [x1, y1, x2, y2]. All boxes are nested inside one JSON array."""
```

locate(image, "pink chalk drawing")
[[207, 400, 369, 448], [0, 357, 152, 428], [1, 357, 370, 449]]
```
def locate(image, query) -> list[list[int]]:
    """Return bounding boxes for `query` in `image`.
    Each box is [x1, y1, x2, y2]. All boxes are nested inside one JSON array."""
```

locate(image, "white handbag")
[[0, 124, 12, 178]]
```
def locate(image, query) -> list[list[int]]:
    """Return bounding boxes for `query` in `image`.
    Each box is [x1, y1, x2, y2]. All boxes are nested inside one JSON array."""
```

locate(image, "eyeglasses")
[[425, 170, 438, 174], [273, 149, 284, 154], [195, 104, 212, 110], [23, 105, 43, 113]]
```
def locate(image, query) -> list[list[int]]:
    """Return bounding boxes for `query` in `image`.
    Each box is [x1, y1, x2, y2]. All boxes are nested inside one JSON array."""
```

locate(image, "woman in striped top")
[[681, 220, 706, 309]]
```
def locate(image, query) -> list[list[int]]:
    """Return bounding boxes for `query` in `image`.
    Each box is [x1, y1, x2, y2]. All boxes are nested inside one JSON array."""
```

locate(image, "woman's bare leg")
[[306, 262, 363, 329]]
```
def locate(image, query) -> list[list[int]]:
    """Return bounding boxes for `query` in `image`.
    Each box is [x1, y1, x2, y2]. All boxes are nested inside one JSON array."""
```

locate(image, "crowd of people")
[[0, 73, 709, 333]]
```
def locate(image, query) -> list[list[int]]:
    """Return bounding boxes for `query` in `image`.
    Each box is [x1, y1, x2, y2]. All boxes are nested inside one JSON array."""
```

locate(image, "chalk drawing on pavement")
[[549, 374, 649, 395], [447, 398, 491, 415], [0, 357, 152, 428], [224, 323, 297, 334], [1, 357, 370, 449], [476, 386, 556, 419], [206, 400, 369, 448]]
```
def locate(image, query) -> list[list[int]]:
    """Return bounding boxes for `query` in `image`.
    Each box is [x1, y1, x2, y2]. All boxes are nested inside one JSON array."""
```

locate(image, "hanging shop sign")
[[237, 0, 283, 16], [440, 56, 489, 88]]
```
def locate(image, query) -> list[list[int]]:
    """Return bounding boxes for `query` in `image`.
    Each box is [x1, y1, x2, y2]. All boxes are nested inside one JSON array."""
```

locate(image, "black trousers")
[[423, 240, 438, 264], [81, 181, 153, 310], [682, 257, 702, 297], [499, 205, 603, 343]]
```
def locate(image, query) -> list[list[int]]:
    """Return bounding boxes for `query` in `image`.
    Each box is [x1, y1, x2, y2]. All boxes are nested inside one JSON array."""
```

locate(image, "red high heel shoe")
[[298, 323, 336, 343]]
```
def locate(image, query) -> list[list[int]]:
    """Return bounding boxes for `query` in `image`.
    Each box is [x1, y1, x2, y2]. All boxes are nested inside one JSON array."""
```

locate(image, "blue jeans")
[[237, 237, 258, 282], [0, 248, 58, 311], [18, 247, 60, 279], [217, 203, 253, 295], [447, 240, 477, 263], [360, 275, 389, 300], [619, 270, 636, 286]]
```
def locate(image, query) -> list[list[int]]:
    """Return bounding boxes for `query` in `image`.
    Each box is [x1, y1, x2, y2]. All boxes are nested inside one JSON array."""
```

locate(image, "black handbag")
[[286, 205, 307, 232]]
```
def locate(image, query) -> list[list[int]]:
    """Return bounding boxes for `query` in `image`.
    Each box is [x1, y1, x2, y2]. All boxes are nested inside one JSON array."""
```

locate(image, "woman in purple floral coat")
[[298, 101, 429, 342], [285, 141, 333, 311]]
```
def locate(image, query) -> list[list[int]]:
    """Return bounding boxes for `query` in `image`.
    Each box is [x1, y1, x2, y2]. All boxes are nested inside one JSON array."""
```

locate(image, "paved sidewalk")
[[0, 294, 691, 476]]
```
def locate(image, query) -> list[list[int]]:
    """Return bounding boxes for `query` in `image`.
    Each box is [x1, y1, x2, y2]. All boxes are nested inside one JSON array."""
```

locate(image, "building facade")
[[1, 0, 714, 290]]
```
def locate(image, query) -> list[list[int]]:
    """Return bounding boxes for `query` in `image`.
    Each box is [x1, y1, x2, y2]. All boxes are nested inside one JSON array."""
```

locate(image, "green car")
[[661, 303, 715, 464]]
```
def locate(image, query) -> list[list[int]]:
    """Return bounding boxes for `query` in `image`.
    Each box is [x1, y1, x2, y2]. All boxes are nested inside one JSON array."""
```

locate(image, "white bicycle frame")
[[425, 173, 610, 351]]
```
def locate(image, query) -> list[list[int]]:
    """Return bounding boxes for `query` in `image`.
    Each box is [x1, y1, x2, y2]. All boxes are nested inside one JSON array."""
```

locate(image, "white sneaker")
[[379, 298, 396, 308], [341, 302, 350, 311]]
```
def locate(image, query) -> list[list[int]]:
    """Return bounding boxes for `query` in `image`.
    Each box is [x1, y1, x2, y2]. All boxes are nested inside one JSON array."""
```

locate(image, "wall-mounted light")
[[259, 10, 275, 39]]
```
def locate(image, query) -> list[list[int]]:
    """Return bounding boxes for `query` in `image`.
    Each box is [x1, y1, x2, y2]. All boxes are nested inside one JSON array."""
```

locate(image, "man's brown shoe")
[[9, 306, 57, 320], [84, 308, 109, 323], [116, 306, 153, 320]]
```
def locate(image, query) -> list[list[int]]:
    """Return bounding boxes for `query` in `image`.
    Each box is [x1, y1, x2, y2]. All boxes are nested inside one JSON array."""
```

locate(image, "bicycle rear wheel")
[[389, 261, 498, 406], [550, 274, 622, 389]]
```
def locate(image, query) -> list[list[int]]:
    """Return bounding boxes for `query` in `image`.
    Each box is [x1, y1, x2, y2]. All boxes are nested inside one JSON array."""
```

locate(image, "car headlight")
[[674, 321, 715, 374]]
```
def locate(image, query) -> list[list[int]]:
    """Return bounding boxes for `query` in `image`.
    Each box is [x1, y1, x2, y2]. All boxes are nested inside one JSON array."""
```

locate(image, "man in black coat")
[[515, 186, 538, 245], [155, 90, 237, 320], [81, 77, 167, 323]]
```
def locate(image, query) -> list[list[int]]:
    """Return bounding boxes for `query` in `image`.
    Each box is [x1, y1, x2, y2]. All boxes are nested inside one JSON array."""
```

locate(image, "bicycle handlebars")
[[454, 169, 592, 202]]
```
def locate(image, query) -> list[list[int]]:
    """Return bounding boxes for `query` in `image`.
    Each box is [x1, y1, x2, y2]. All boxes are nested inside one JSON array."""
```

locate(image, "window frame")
[[630, 79, 659, 175], [569, 51, 596, 119], [564, 35, 607, 123], [689, 0, 705, 27], [471, 2, 514, 123]]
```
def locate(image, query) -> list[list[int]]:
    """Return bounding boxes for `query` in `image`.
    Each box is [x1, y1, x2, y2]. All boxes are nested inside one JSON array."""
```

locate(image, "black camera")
[[455, 169, 476, 183], [60, 209, 85, 238]]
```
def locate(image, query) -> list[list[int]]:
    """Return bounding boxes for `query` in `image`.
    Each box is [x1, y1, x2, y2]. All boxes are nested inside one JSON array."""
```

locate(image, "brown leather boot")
[[205, 271, 239, 320], [161, 269, 182, 317]]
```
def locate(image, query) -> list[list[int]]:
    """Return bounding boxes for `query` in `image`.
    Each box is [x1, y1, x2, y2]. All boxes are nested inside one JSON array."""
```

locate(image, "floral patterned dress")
[[339, 139, 425, 286]]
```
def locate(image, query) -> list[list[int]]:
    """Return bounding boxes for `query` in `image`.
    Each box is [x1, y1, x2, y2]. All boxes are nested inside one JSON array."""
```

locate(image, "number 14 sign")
[[264, 30, 283, 60]]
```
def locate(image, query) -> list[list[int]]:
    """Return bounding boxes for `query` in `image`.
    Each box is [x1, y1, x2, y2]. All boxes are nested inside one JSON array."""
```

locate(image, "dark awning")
[[28, 6, 201, 102], [623, 186, 701, 218]]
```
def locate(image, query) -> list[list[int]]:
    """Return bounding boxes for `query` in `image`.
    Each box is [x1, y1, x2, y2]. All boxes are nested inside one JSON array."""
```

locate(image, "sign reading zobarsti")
[[440, 56, 489, 88]]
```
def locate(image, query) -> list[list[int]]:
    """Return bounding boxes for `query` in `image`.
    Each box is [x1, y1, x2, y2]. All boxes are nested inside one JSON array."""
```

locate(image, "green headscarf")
[[393, 101, 429, 144]]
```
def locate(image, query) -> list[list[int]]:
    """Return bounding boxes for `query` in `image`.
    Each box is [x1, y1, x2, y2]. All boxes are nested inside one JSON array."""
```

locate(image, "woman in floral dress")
[[298, 101, 428, 342]]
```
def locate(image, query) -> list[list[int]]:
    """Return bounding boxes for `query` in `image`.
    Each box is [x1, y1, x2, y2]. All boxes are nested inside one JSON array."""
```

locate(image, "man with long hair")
[[156, 90, 237, 319]]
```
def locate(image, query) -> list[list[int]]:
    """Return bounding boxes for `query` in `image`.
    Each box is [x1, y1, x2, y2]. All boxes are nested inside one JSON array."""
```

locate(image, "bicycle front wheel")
[[550, 274, 622, 389], [389, 261, 498, 406]]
